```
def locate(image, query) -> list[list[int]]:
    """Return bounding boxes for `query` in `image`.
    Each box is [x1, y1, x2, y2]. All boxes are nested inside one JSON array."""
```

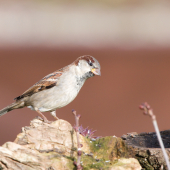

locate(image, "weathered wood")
[[122, 131, 170, 169]]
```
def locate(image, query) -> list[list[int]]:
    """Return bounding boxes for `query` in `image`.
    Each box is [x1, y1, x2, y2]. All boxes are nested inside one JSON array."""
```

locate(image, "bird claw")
[[43, 119, 53, 124], [35, 116, 44, 121], [35, 116, 52, 124]]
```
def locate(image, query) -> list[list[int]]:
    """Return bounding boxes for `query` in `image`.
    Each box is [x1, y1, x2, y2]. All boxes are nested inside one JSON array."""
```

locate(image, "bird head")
[[74, 55, 101, 80]]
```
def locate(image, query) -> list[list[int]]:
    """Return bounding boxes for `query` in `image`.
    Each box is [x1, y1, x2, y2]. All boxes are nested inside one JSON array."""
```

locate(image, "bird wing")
[[14, 71, 62, 101]]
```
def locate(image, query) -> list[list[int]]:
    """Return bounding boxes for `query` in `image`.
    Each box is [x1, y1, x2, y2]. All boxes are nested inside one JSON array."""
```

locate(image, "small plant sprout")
[[139, 102, 170, 170], [74, 125, 100, 140]]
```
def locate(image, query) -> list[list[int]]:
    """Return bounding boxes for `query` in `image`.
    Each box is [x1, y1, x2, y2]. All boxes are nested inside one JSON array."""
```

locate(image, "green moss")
[[89, 136, 117, 161], [66, 158, 76, 170], [64, 156, 74, 161], [89, 136, 129, 162], [79, 150, 117, 170], [71, 147, 77, 152], [42, 152, 62, 159], [40, 136, 132, 169], [81, 155, 109, 169]]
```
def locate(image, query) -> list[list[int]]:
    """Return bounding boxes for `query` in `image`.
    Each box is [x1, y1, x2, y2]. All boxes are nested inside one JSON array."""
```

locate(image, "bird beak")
[[91, 68, 101, 76]]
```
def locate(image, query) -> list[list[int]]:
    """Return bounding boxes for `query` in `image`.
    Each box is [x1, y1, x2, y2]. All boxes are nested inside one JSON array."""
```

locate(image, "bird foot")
[[35, 116, 44, 121], [54, 116, 60, 120], [43, 119, 53, 124], [35, 116, 52, 124]]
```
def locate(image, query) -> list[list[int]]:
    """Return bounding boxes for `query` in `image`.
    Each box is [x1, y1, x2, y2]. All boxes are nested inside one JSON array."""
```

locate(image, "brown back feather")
[[14, 72, 62, 101]]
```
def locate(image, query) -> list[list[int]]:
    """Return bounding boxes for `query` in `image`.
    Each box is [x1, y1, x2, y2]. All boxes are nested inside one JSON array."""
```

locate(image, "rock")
[[110, 158, 142, 170], [14, 119, 90, 156], [0, 118, 141, 170]]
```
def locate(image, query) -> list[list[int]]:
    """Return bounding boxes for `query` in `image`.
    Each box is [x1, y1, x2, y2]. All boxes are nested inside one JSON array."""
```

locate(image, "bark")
[[122, 131, 170, 170]]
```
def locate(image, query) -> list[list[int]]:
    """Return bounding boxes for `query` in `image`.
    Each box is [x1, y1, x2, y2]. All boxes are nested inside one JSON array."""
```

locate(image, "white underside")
[[26, 68, 86, 112]]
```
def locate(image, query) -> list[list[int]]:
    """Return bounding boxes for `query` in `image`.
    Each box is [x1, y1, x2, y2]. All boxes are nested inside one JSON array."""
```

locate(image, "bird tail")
[[0, 102, 24, 117]]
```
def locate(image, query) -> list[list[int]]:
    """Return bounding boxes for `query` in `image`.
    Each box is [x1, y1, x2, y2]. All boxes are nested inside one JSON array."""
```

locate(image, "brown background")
[[0, 48, 170, 145]]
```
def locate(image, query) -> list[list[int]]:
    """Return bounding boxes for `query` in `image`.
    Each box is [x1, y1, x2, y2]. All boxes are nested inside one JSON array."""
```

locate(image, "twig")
[[72, 109, 83, 170], [139, 102, 170, 170]]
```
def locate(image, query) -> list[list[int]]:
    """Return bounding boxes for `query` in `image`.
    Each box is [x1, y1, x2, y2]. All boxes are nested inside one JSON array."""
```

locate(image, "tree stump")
[[122, 131, 170, 170]]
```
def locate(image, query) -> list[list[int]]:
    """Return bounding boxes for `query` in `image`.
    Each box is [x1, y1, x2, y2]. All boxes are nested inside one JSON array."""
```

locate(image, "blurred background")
[[0, 0, 170, 145]]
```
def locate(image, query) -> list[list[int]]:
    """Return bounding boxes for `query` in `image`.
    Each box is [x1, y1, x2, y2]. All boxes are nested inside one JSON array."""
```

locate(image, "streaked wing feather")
[[14, 72, 62, 101]]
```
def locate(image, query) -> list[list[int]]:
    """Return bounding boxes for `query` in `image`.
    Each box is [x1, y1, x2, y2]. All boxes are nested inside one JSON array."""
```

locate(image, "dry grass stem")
[[139, 102, 170, 170], [72, 109, 83, 170]]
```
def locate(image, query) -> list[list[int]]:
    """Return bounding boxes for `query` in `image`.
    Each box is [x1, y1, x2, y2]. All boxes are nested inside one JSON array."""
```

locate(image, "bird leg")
[[50, 110, 59, 120], [36, 110, 51, 123]]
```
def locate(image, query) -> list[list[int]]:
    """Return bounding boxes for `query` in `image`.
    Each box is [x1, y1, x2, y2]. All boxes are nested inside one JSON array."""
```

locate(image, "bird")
[[0, 55, 101, 123]]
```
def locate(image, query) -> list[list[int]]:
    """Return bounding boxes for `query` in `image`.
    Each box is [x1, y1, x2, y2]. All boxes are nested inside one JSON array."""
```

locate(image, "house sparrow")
[[0, 55, 101, 123]]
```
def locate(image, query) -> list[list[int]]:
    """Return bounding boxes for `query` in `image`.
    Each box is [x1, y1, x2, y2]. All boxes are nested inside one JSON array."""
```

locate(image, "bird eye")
[[89, 61, 93, 66]]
